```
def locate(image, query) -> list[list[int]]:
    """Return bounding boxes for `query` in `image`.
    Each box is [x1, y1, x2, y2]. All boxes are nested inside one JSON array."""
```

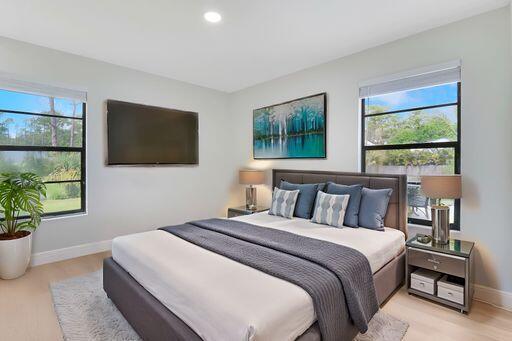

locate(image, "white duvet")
[[112, 212, 405, 341]]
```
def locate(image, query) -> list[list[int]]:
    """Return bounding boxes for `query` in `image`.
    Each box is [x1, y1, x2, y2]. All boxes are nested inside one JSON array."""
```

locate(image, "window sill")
[[42, 211, 87, 222]]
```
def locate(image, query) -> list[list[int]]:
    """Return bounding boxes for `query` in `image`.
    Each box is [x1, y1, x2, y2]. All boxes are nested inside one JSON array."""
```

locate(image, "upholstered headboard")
[[272, 169, 408, 237]]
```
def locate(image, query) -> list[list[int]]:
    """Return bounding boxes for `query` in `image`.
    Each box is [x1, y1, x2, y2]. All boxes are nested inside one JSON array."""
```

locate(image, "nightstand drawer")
[[408, 248, 465, 277]]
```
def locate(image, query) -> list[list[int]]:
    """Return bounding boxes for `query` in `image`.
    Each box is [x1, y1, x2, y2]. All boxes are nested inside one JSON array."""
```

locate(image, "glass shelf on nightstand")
[[406, 235, 474, 258]]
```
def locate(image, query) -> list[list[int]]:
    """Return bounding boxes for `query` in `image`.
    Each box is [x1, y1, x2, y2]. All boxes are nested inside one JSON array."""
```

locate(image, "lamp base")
[[431, 205, 450, 244], [246, 186, 257, 210]]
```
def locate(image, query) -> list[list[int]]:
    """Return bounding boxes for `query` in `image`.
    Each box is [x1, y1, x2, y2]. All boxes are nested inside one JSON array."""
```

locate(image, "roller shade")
[[0, 73, 87, 102], [359, 60, 461, 98]]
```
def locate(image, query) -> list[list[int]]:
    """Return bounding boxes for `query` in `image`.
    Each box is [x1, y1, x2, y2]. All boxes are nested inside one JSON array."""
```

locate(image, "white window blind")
[[0, 73, 87, 102], [359, 60, 461, 98]]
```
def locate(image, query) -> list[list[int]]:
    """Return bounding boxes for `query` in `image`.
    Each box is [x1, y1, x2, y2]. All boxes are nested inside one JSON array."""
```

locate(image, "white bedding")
[[112, 212, 405, 341]]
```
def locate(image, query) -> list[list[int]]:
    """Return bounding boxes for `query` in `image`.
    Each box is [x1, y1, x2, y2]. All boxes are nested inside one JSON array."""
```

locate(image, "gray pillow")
[[358, 187, 393, 231], [268, 187, 300, 219], [311, 191, 350, 228], [324, 182, 363, 227], [280, 181, 324, 219]]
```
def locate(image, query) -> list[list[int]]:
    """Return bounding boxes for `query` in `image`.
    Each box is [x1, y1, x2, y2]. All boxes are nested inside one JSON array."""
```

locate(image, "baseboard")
[[474, 284, 512, 312], [30, 239, 112, 267]]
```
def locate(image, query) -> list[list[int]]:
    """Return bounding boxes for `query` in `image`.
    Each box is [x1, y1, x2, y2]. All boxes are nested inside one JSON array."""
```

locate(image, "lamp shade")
[[421, 175, 461, 199], [239, 170, 264, 185]]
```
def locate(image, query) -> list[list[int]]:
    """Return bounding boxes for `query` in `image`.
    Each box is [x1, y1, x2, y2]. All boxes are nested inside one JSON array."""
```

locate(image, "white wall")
[[0, 4, 510, 297], [0, 36, 233, 254], [228, 7, 512, 293]]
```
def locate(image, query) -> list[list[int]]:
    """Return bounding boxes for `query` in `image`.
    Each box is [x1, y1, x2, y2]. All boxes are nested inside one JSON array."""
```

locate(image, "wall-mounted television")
[[107, 100, 198, 165]]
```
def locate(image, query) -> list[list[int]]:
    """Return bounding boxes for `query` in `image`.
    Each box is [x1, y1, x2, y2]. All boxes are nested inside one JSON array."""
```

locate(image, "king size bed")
[[103, 169, 408, 341]]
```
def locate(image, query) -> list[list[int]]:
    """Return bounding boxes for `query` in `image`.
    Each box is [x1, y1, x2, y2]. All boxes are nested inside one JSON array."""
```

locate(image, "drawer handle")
[[427, 258, 440, 265], [419, 282, 425, 286], [448, 292, 453, 296]]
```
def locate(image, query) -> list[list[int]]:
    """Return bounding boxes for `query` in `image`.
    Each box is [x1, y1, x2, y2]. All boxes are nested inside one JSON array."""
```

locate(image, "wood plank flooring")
[[0, 251, 510, 341]]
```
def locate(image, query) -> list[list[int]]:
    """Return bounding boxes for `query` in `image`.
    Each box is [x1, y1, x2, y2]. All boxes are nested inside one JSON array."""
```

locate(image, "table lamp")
[[421, 175, 461, 244], [239, 170, 264, 210]]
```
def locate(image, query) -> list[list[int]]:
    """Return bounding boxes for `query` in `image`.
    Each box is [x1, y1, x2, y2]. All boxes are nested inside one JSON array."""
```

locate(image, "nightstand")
[[227, 206, 268, 218], [406, 235, 474, 313]]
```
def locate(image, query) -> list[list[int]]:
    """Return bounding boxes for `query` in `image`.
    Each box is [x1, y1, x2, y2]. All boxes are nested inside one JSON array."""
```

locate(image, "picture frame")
[[252, 92, 326, 159]]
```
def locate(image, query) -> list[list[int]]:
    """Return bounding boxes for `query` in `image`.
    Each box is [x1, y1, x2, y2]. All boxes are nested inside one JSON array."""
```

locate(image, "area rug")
[[50, 271, 409, 341]]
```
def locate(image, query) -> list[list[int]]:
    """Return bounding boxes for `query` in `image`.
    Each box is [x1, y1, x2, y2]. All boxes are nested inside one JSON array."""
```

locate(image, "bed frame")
[[104, 169, 408, 341]]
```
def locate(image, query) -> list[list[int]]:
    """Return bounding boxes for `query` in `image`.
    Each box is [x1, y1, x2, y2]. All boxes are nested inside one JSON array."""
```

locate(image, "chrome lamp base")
[[431, 205, 450, 244], [245, 186, 257, 210]]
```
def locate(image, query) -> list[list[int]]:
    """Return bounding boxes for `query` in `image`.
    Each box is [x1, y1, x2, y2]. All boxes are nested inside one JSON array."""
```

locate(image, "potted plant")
[[0, 173, 46, 279]]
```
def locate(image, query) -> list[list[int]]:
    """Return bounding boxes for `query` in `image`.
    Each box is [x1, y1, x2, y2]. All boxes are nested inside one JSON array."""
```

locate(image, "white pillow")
[[268, 187, 300, 219], [311, 191, 350, 228]]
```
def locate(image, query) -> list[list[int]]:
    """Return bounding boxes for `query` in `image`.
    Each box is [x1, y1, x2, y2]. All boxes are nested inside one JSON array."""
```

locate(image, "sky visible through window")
[[366, 83, 457, 118], [0, 89, 82, 139], [0, 89, 81, 115]]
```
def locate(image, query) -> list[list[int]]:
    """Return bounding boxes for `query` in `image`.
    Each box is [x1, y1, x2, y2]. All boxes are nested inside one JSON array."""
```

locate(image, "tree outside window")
[[361, 82, 460, 229], [0, 89, 86, 217]]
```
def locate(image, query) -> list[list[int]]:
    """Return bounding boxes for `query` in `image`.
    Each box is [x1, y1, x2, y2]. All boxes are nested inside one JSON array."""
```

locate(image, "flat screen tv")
[[107, 100, 198, 165]]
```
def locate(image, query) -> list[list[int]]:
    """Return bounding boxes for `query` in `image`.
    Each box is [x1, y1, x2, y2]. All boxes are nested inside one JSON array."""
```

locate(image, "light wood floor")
[[0, 252, 511, 341]]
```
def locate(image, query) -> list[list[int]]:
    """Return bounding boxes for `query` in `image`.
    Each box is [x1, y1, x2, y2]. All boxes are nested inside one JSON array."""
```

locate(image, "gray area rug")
[[50, 271, 409, 341]]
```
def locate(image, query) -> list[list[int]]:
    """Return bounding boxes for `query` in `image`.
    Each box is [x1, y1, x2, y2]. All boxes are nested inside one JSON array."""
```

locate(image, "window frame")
[[0, 99, 86, 218], [360, 82, 461, 230]]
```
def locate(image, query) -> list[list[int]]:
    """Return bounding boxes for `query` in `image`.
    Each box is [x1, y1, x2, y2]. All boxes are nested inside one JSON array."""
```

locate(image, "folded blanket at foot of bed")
[[160, 218, 379, 341]]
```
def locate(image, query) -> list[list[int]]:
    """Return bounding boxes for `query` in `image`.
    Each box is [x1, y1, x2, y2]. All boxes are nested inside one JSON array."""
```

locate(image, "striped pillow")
[[311, 191, 350, 228], [268, 187, 300, 219]]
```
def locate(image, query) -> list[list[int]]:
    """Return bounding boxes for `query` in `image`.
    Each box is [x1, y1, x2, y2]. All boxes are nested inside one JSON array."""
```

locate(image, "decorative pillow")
[[311, 191, 350, 228], [324, 182, 363, 228], [358, 187, 393, 231], [279, 181, 324, 219], [268, 187, 300, 219]]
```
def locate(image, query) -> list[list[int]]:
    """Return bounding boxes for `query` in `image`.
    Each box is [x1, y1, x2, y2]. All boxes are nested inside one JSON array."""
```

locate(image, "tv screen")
[[107, 100, 198, 165]]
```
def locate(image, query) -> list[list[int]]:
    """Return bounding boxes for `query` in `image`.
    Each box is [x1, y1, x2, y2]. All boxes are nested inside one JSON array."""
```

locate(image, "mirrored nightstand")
[[406, 235, 474, 313], [227, 206, 268, 218]]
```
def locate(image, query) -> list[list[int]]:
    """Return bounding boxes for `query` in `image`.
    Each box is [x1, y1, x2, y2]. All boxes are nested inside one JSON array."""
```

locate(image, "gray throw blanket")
[[159, 218, 378, 341]]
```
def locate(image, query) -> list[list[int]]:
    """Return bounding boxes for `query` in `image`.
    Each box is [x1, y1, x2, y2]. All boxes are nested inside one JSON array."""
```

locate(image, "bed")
[[103, 169, 408, 341]]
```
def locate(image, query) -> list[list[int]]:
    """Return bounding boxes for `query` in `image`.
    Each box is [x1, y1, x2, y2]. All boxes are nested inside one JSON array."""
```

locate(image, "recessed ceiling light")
[[204, 11, 222, 23]]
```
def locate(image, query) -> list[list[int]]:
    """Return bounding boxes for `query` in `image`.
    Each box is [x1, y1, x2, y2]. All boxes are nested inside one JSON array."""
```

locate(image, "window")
[[0, 82, 86, 217], [360, 63, 460, 229]]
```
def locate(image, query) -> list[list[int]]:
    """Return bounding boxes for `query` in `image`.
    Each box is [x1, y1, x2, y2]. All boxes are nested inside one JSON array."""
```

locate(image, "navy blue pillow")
[[325, 182, 363, 227], [358, 187, 393, 231], [279, 181, 323, 219]]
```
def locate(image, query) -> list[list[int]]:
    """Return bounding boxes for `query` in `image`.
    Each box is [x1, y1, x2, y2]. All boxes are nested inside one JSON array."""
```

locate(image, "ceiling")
[[0, 0, 508, 92]]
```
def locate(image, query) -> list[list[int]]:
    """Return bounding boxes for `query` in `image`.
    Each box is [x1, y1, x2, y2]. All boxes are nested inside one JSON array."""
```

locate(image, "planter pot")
[[0, 232, 32, 280]]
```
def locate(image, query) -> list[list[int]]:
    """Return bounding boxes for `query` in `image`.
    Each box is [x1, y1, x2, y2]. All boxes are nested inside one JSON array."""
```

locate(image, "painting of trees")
[[253, 93, 326, 158]]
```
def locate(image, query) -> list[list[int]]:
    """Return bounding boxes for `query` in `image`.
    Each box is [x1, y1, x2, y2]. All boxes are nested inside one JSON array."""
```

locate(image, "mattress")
[[111, 213, 405, 341]]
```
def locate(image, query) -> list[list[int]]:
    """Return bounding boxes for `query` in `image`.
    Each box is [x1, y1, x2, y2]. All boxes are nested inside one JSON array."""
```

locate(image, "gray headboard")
[[272, 169, 408, 237]]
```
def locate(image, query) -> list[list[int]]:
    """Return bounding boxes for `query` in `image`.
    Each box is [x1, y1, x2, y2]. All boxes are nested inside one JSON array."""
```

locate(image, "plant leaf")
[[0, 172, 46, 234]]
